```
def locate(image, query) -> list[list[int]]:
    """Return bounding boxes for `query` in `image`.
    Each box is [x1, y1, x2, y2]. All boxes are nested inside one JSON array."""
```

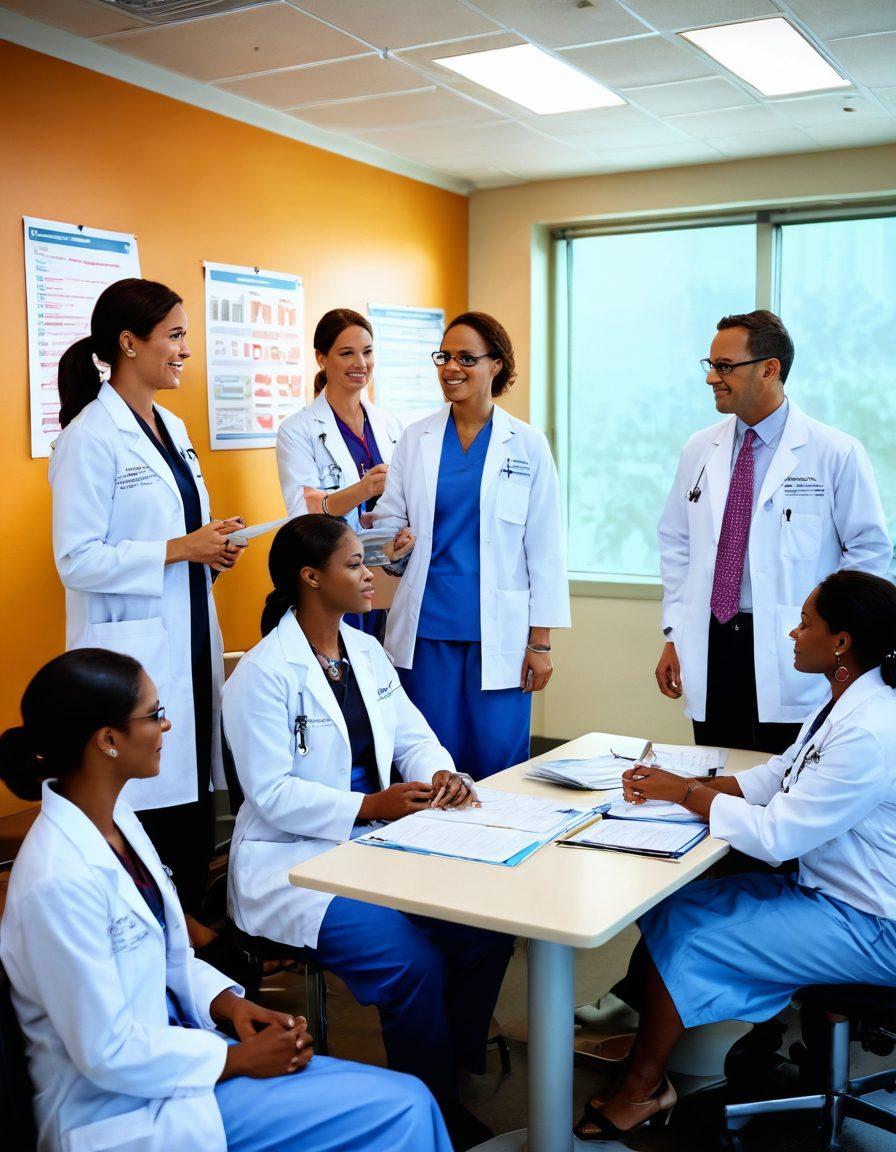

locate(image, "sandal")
[[573, 1076, 676, 1142], [574, 1031, 635, 1065]]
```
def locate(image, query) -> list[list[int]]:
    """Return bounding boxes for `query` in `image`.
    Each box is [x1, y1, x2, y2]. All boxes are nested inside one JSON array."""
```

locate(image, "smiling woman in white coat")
[[372, 312, 570, 781], [574, 569, 896, 1142], [223, 515, 514, 1150], [276, 308, 402, 636], [50, 279, 245, 912], [0, 648, 451, 1152]]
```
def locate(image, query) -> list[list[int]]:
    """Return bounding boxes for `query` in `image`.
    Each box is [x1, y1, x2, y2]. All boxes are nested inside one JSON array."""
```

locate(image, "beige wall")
[[469, 144, 896, 742]]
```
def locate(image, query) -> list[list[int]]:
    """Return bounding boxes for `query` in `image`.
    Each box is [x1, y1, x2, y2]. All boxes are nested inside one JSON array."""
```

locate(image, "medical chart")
[[24, 216, 141, 458], [205, 262, 304, 450], [367, 302, 445, 427]]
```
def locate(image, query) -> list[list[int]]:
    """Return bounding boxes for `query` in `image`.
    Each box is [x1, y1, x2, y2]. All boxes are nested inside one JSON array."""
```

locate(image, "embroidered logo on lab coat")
[[783, 476, 824, 496], [110, 913, 149, 954], [114, 464, 159, 492], [377, 679, 399, 701]]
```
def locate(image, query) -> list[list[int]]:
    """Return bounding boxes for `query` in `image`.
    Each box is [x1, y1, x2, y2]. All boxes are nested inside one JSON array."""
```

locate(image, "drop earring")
[[834, 651, 850, 684]]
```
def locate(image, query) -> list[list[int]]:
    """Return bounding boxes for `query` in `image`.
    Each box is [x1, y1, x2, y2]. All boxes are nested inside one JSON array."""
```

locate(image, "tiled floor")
[[262, 924, 896, 1151]]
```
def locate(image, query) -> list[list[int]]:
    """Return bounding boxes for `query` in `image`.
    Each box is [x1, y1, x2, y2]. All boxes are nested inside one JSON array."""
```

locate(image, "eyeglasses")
[[431, 351, 494, 368], [700, 356, 770, 376], [128, 705, 167, 724]]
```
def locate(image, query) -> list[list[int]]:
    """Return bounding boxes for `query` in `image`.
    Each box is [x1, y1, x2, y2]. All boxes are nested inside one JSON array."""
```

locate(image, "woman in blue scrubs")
[[373, 312, 570, 780], [574, 570, 896, 1141], [0, 648, 452, 1152]]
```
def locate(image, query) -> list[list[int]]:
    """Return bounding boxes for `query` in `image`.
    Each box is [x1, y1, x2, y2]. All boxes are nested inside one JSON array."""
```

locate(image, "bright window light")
[[680, 17, 850, 97], [433, 43, 625, 115]]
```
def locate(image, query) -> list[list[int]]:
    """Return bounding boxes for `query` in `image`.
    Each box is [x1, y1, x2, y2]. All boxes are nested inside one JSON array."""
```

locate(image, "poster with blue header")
[[24, 216, 141, 458]]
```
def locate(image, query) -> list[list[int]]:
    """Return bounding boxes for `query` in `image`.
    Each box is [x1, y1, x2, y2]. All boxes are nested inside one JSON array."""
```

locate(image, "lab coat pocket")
[[496, 481, 529, 526], [85, 617, 170, 693], [62, 1105, 153, 1152], [781, 511, 823, 562], [498, 589, 529, 654]]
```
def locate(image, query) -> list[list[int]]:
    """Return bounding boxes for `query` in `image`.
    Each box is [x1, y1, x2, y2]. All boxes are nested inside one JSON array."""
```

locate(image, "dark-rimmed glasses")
[[431, 351, 494, 368], [700, 356, 770, 376], [128, 705, 167, 724]]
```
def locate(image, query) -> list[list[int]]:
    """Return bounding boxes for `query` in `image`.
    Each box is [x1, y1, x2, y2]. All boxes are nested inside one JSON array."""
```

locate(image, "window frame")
[[550, 199, 896, 597]]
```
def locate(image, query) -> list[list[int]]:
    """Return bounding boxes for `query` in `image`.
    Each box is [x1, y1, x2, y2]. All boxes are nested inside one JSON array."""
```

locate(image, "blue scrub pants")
[[400, 639, 531, 780], [311, 896, 514, 1106], [216, 1051, 452, 1151]]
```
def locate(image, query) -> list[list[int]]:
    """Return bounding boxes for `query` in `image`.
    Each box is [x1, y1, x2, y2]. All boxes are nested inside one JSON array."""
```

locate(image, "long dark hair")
[[57, 278, 182, 427], [312, 308, 373, 397], [815, 570, 896, 688], [0, 650, 144, 801], [260, 515, 354, 636]]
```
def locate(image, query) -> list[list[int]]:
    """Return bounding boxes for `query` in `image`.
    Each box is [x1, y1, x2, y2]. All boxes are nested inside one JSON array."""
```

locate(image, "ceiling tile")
[[96, 1, 366, 82], [494, 154, 612, 181], [708, 128, 817, 158], [588, 139, 724, 169], [561, 34, 714, 89], [288, 87, 502, 132], [877, 87, 896, 113], [622, 76, 757, 116], [828, 32, 896, 89], [2, 0, 144, 35], [467, 0, 648, 50], [626, 1, 777, 33], [354, 119, 543, 162], [527, 104, 688, 147], [668, 103, 790, 139], [767, 92, 889, 127], [292, 0, 500, 50], [787, 1, 896, 41], [802, 118, 896, 149], [394, 32, 524, 84], [218, 54, 421, 108]]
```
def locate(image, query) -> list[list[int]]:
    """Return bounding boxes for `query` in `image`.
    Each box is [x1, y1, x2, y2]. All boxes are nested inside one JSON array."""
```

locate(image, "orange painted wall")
[[0, 40, 468, 817]]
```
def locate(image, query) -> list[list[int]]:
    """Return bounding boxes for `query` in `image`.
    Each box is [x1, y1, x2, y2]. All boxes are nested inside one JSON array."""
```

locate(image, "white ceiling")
[[4, 0, 896, 191]]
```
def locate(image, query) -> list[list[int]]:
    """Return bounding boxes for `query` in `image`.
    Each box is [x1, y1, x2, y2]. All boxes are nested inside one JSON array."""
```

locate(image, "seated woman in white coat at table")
[[0, 649, 452, 1152], [575, 568, 896, 1142], [223, 515, 514, 1151]]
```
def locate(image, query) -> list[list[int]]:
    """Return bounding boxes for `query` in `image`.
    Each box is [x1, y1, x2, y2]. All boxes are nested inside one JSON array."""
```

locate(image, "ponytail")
[[57, 278, 182, 427], [313, 369, 327, 397], [0, 727, 46, 802], [261, 515, 353, 636]]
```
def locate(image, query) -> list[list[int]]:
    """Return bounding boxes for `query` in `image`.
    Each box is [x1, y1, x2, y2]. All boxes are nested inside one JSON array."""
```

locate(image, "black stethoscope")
[[294, 691, 309, 756]]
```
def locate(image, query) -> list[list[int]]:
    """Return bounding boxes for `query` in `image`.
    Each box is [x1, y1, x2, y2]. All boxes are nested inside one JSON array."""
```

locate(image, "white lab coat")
[[711, 668, 896, 919], [223, 611, 454, 947], [49, 382, 225, 808], [0, 783, 238, 1152], [276, 389, 403, 528], [658, 401, 891, 723], [372, 405, 571, 689]]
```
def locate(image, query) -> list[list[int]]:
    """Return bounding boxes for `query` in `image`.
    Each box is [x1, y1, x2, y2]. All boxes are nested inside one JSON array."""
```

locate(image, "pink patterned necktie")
[[710, 428, 757, 624]]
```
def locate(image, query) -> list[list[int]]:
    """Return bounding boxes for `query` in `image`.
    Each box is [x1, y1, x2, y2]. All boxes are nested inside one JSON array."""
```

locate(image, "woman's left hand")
[[621, 764, 689, 805], [211, 990, 299, 1041], [212, 517, 248, 574], [384, 527, 415, 562], [521, 648, 553, 693], [429, 770, 478, 809]]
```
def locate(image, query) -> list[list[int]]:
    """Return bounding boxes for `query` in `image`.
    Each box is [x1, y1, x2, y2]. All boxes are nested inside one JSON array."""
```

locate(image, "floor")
[[261, 923, 896, 1151]]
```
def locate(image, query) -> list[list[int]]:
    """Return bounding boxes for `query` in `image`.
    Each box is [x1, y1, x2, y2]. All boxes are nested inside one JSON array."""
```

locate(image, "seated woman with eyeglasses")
[[0, 648, 452, 1152], [223, 515, 514, 1151], [574, 568, 896, 1142]]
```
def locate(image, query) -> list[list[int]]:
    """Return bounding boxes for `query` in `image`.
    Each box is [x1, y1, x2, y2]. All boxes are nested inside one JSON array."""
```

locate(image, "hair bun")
[[0, 726, 46, 801]]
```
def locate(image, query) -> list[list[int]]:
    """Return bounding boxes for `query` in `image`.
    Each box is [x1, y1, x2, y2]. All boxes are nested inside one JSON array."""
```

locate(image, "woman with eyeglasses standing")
[[276, 309, 403, 636], [50, 278, 246, 913], [372, 312, 570, 780]]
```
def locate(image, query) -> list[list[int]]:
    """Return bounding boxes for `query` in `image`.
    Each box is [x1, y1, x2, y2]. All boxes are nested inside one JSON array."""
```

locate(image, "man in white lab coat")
[[656, 310, 891, 753]]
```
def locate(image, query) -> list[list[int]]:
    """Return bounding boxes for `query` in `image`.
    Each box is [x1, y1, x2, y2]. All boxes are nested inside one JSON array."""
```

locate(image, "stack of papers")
[[526, 740, 728, 792], [356, 786, 602, 866], [603, 799, 704, 825], [559, 818, 709, 860]]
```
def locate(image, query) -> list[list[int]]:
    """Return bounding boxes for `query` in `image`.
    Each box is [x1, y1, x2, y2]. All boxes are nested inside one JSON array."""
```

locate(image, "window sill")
[[568, 575, 663, 601]]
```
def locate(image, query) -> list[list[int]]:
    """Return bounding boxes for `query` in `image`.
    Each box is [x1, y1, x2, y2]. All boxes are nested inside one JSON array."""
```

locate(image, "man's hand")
[[655, 641, 682, 699]]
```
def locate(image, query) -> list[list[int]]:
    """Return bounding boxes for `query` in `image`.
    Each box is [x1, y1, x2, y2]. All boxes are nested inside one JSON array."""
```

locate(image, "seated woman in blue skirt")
[[575, 569, 896, 1142], [0, 649, 452, 1152]]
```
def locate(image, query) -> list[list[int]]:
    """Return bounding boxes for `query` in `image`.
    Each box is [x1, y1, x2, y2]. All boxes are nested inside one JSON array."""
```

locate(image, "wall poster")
[[367, 302, 445, 427]]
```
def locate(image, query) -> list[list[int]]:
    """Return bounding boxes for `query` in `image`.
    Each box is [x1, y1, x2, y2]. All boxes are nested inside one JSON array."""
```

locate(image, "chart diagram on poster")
[[367, 302, 445, 427], [24, 216, 141, 458], [205, 262, 304, 450]]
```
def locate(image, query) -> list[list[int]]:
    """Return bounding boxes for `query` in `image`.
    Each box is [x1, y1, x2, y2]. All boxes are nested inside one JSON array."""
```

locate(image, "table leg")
[[528, 937, 575, 1152]]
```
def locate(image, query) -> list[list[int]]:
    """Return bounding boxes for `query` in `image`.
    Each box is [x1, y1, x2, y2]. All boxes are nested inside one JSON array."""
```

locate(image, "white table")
[[288, 732, 764, 1151]]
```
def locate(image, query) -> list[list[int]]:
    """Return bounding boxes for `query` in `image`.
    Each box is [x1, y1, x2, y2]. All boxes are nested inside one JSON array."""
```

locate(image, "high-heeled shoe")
[[573, 1076, 676, 1142]]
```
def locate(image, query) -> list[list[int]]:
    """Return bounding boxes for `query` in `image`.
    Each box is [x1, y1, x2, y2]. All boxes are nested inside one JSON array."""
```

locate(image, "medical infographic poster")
[[204, 262, 304, 450], [367, 302, 445, 426], [24, 216, 141, 458]]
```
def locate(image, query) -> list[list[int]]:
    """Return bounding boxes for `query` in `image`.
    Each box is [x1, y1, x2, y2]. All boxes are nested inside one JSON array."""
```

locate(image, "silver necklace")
[[310, 642, 348, 681]]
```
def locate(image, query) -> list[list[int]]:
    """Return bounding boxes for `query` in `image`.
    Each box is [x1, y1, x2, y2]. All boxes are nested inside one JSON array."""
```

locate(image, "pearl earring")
[[105, 747, 119, 759], [125, 349, 137, 358]]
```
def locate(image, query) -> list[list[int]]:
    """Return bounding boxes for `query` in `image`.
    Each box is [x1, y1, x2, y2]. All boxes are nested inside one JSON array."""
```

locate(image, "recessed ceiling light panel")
[[434, 43, 625, 115], [680, 17, 850, 97]]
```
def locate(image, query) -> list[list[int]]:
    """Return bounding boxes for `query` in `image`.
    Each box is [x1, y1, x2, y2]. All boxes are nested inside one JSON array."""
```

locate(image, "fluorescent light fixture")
[[433, 43, 625, 115], [680, 17, 850, 97]]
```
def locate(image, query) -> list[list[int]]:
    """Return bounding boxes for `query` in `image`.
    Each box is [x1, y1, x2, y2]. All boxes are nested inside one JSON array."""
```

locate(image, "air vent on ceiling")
[[97, 0, 272, 24]]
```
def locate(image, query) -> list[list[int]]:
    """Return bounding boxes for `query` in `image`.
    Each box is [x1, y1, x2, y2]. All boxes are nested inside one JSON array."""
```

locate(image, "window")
[[558, 210, 896, 583]]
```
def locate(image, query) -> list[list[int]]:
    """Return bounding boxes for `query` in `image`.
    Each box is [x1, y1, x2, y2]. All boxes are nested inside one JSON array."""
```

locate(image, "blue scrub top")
[[418, 412, 492, 642], [331, 404, 383, 514]]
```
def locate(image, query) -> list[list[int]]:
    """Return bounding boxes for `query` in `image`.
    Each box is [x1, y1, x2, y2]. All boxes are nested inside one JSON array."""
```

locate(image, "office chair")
[[723, 983, 896, 1150]]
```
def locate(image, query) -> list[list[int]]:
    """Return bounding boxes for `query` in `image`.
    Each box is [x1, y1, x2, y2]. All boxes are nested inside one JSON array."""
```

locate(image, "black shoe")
[[442, 1102, 494, 1151]]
